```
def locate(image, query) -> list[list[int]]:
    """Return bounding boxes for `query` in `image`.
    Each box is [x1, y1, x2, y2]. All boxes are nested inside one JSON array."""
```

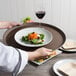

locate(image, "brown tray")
[[3, 22, 66, 51]]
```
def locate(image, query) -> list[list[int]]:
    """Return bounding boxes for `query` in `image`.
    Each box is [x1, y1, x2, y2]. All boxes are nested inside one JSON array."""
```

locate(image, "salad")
[[21, 32, 44, 44]]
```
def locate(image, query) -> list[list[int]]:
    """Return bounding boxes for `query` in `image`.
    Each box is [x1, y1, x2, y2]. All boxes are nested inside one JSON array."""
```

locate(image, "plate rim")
[[14, 27, 53, 47]]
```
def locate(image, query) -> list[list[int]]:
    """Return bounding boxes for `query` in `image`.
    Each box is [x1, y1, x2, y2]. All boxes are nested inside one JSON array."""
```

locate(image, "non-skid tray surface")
[[3, 22, 66, 51]]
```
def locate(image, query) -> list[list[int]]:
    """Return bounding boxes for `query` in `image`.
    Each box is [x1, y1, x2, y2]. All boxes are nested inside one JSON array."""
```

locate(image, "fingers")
[[44, 48, 55, 56], [0, 21, 22, 29], [47, 51, 56, 56], [7, 22, 22, 29], [46, 49, 52, 52], [40, 47, 53, 56], [11, 22, 22, 26]]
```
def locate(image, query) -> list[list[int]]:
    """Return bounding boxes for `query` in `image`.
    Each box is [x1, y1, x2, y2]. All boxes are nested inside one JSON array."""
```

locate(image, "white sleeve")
[[17, 49, 28, 73], [0, 42, 28, 73]]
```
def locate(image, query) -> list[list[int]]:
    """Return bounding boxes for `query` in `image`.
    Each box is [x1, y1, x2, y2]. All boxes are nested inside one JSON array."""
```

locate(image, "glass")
[[34, 0, 46, 27]]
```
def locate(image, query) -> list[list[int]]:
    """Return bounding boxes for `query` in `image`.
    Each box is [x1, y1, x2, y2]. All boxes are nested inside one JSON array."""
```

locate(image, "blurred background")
[[0, 0, 76, 40]]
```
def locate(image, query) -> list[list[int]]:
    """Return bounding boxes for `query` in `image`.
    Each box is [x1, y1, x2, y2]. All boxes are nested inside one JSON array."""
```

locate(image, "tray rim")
[[3, 22, 66, 50]]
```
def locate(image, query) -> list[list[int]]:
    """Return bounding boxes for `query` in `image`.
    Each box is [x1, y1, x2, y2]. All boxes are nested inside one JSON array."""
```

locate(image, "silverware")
[[61, 47, 76, 50]]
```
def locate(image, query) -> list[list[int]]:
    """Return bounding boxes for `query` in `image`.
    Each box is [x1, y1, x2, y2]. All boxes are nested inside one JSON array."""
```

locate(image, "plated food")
[[32, 50, 62, 65], [21, 32, 44, 44], [14, 27, 53, 47]]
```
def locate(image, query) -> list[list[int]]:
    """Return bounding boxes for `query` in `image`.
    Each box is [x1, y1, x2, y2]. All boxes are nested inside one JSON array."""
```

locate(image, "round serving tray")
[[3, 22, 66, 51]]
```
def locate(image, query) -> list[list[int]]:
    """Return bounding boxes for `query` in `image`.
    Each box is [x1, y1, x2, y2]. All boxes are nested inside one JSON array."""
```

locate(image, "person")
[[0, 21, 52, 75]]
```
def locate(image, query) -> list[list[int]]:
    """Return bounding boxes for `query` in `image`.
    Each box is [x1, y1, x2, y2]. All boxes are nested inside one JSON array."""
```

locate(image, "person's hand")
[[28, 47, 52, 61], [34, 47, 52, 56], [0, 21, 21, 29]]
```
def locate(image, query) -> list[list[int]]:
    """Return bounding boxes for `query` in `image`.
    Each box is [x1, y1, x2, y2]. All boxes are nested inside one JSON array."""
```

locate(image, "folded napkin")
[[63, 39, 76, 48], [58, 62, 76, 76], [60, 39, 76, 51]]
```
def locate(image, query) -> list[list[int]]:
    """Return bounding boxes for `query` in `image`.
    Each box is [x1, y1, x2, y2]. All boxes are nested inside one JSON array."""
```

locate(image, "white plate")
[[32, 50, 62, 65], [53, 59, 76, 76], [14, 27, 53, 47]]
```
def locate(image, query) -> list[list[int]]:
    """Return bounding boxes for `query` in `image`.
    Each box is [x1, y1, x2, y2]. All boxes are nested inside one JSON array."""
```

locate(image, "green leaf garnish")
[[39, 34, 44, 39]]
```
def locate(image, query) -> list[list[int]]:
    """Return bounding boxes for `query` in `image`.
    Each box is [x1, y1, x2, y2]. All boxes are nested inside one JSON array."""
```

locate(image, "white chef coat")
[[0, 42, 28, 74]]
